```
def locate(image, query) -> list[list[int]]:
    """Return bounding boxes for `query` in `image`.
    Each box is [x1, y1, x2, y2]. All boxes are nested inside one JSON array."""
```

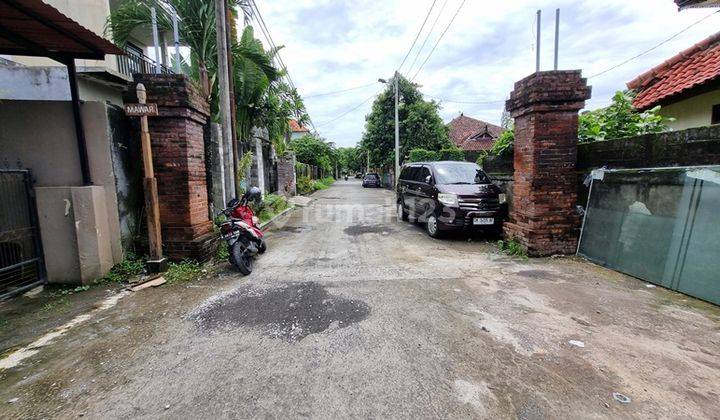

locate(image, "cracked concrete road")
[[1, 179, 719, 419]]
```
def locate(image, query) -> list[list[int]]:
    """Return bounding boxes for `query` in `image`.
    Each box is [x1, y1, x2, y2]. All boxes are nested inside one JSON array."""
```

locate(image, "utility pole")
[[394, 70, 400, 184], [215, 0, 236, 197]]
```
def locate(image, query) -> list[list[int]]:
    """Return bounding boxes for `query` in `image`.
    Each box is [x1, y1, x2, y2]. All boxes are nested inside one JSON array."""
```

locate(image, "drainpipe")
[[65, 59, 92, 185]]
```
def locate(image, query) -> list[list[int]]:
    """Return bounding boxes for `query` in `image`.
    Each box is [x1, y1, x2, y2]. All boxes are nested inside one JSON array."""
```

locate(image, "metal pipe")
[[65, 59, 92, 185], [150, 6, 161, 74], [554, 8, 560, 70], [173, 10, 181, 73], [394, 71, 400, 184], [536, 10, 541, 73]]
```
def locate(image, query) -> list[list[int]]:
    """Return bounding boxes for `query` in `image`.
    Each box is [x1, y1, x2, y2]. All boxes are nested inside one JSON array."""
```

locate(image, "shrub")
[[497, 239, 528, 259], [409, 148, 440, 162], [297, 176, 315, 195], [490, 129, 514, 157], [439, 147, 465, 161]]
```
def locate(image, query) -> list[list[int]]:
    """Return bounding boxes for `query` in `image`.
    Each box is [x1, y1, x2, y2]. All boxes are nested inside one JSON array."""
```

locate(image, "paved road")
[[2, 180, 719, 418]]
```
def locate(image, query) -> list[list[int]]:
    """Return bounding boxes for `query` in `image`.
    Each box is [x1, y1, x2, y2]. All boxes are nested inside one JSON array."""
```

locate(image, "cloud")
[[254, 0, 720, 147]]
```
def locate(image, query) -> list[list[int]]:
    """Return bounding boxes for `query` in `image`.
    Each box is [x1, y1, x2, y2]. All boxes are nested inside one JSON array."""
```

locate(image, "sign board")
[[124, 103, 158, 116]]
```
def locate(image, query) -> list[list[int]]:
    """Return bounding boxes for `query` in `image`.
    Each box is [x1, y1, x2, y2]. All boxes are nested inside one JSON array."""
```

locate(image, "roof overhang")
[[0, 0, 123, 61], [675, 0, 720, 10]]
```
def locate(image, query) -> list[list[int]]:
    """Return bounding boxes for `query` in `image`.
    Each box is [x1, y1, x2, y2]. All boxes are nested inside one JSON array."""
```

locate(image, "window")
[[417, 167, 431, 183], [712, 104, 720, 125]]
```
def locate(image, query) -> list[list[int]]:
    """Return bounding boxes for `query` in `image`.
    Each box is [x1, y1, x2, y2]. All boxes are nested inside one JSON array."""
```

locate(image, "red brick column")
[[127, 74, 215, 261], [503, 71, 591, 256]]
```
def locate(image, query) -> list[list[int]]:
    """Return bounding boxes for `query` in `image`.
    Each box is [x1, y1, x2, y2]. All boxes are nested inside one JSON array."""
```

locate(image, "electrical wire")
[[406, 0, 449, 76], [249, 0, 319, 133], [303, 82, 378, 98], [411, 0, 467, 81], [316, 92, 380, 128], [427, 95, 505, 105], [588, 9, 720, 79], [397, 0, 437, 73]]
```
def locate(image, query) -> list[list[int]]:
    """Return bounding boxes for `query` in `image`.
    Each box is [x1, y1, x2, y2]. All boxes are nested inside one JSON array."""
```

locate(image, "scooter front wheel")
[[258, 238, 267, 254], [231, 242, 253, 275]]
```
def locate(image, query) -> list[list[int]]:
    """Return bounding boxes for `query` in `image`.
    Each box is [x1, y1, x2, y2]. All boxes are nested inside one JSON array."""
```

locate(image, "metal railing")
[[116, 47, 174, 78]]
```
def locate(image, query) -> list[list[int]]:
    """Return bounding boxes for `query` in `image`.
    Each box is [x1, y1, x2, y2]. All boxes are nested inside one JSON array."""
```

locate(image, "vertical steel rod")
[[536, 10, 541, 73], [150, 7, 161, 73], [173, 10, 181, 73], [554, 8, 560, 70]]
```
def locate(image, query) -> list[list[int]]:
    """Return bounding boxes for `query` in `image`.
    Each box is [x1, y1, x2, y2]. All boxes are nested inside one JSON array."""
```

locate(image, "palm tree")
[[107, 0, 255, 105]]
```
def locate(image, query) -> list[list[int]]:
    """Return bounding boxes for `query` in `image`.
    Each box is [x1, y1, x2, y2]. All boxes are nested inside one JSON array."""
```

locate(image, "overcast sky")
[[253, 0, 720, 148]]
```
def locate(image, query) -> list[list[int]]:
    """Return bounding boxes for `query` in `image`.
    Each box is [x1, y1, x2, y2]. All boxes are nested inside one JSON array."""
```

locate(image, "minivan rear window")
[[433, 163, 491, 185]]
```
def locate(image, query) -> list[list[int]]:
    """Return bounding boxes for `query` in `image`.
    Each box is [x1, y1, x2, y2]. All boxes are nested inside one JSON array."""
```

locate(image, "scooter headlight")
[[252, 216, 260, 225], [438, 193, 459, 207]]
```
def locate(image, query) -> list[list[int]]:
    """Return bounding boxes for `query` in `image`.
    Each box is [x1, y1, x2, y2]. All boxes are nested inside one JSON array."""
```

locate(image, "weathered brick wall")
[[125, 74, 216, 261], [503, 70, 591, 256], [277, 152, 296, 197]]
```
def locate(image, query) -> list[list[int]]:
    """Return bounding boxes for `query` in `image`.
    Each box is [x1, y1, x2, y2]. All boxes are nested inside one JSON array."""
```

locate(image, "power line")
[[588, 9, 720, 79], [407, 0, 449, 76], [316, 92, 380, 128], [427, 95, 505, 105], [249, 0, 319, 133], [303, 82, 378, 98], [411, 0, 467, 81], [397, 0, 437, 72]]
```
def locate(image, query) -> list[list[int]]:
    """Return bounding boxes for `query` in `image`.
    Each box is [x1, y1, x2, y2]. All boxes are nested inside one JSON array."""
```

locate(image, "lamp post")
[[378, 71, 400, 184]]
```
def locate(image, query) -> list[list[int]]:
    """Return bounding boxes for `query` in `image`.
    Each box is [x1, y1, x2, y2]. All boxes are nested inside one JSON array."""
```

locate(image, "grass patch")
[[297, 176, 334, 195], [498, 238, 528, 259], [216, 240, 229, 260], [253, 193, 291, 223], [51, 285, 91, 297], [165, 260, 204, 285], [96, 254, 145, 284], [41, 297, 69, 312]]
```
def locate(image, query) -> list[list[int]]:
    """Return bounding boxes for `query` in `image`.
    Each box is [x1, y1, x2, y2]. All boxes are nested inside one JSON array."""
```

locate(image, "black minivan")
[[396, 161, 506, 237]]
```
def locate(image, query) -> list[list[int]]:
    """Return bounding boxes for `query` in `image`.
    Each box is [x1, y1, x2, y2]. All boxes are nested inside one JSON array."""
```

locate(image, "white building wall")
[[659, 89, 720, 130]]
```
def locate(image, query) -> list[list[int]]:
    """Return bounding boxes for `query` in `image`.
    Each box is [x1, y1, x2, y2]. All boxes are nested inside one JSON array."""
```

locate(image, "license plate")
[[473, 217, 494, 225]]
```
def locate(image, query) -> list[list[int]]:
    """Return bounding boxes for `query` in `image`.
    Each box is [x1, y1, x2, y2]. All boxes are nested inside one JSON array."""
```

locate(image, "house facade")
[[447, 113, 502, 161], [0, 0, 174, 290], [627, 31, 720, 130], [289, 119, 310, 140]]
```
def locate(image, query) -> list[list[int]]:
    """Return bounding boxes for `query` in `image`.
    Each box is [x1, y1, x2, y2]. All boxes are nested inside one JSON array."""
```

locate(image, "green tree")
[[290, 134, 334, 172], [361, 74, 450, 168], [578, 90, 673, 142]]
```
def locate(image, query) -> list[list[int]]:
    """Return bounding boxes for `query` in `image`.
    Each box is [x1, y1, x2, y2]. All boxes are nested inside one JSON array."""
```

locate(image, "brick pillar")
[[503, 71, 591, 256], [126, 74, 216, 261]]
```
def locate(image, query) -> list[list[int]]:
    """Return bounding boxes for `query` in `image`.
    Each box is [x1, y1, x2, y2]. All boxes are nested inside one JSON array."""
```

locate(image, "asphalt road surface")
[[1, 179, 719, 419]]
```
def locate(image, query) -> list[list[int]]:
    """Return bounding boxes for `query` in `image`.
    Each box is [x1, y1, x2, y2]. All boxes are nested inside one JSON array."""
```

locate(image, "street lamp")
[[379, 71, 400, 185]]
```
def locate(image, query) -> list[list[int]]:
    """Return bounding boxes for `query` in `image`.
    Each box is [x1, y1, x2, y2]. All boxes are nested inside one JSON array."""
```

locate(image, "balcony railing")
[[116, 48, 174, 78]]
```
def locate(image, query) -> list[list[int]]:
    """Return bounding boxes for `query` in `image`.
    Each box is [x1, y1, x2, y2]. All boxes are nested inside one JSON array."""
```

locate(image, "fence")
[[116, 47, 174, 78], [295, 162, 323, 180]]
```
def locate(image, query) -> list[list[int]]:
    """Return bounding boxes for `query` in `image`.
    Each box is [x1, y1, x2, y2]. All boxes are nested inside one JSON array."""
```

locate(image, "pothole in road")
[[276, 225, 308, 233], [344, 224, 394, 236], [192, 282, 370, 342], [516, 270, 554, 279]]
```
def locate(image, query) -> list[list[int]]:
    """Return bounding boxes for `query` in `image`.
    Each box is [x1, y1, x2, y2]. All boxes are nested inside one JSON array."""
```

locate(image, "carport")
[[0, 0, 123, 297]]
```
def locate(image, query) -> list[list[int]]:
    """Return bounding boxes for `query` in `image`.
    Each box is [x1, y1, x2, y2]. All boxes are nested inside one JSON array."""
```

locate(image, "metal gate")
[[0, 170, 45, 299]]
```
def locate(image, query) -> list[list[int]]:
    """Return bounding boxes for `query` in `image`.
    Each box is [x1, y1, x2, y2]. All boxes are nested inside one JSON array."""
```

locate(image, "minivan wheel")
[[397, 202, 409, 221], [426, 215, 441, 238]]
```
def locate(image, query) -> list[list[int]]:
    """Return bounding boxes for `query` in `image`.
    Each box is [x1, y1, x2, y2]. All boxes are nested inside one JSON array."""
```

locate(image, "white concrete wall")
[[0, 100, 124, 283], [660, 89, 720, 130]]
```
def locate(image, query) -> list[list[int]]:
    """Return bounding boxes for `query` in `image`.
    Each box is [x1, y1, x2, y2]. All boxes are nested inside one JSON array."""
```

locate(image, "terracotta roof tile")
[[289, 119, 310, 133], [627, 31, 720, 110], [447, 115, 502, 152]]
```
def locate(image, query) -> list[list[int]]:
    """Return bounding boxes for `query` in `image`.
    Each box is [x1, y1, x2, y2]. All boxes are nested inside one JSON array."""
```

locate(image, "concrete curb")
[[259, 205, 296, 230]]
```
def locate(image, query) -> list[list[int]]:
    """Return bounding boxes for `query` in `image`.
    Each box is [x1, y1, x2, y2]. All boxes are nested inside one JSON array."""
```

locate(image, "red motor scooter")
[[216, 187, 266, 275]]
